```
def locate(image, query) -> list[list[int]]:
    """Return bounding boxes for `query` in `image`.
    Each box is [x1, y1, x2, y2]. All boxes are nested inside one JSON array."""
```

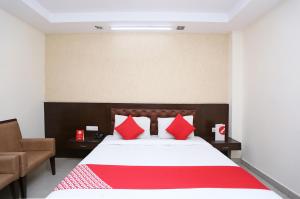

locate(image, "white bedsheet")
[[47, 135, 281, 199]]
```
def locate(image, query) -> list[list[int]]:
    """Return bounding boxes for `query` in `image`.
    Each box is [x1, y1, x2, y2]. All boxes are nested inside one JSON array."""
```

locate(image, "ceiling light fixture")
[[176, 26, 185, 30], [110, 26, 173, 31], [94, 25, 103, 30]]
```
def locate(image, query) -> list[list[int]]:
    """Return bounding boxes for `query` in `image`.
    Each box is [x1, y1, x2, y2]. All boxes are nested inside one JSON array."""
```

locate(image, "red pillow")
[[115, 115, 144, 140], [166, 114, 196, 140]]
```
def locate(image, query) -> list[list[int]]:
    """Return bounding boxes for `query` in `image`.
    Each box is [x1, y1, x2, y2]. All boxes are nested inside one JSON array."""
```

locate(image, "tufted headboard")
[[111, 108, 196, 135]]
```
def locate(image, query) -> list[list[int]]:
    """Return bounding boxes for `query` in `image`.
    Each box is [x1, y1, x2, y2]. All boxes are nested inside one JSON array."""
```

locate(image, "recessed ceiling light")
[[176, 26, 185, 30], [94, 25, 103, 30], [110, 26, 173, 31]]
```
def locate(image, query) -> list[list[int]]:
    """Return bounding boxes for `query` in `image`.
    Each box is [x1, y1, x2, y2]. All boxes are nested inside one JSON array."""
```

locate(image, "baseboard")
[[240, 159, 300, 199]]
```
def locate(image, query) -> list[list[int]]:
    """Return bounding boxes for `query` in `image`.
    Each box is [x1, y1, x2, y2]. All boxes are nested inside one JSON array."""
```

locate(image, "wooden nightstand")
[[210, 137, 241, 158], [66, 136, 106, 157]]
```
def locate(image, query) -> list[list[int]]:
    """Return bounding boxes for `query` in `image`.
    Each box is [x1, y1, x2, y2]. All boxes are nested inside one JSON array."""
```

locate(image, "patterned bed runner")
[[55, 164, 268, 190]]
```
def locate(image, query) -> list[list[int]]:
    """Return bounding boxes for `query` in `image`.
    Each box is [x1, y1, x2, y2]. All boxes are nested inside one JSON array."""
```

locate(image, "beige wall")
[[46, 33, 229, 103], [0, 9, 45, 138], [234, 0, 300, 196]]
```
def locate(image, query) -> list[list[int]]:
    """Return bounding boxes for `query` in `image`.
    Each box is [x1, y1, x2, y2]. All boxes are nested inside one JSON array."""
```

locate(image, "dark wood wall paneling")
[[44, 102, 229, 157]]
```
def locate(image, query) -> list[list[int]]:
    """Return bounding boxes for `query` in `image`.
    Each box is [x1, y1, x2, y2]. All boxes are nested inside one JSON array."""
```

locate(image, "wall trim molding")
[[240, 159, 300, 199]]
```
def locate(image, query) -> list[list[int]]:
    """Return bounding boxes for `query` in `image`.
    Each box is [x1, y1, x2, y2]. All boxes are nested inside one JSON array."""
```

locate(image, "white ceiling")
[[37, 0, 239, 13], [0, 0, 282, 33]]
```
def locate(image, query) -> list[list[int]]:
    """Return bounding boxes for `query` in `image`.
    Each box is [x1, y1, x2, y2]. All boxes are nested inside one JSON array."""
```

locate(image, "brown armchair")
[[0, 119, 56, 198], [0, 155, 19, 199]]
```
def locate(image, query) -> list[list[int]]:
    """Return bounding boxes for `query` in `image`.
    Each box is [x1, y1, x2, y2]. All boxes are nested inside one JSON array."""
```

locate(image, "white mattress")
[[46, 135, 281, 199]]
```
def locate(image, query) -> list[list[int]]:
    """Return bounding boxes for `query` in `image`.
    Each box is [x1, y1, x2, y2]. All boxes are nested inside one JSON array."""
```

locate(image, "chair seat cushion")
[[26, 151, 53, 172], [0, 174, 16, 190]]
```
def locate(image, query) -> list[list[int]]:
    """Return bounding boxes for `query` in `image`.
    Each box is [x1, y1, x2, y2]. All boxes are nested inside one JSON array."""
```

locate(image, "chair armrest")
[[0, 155, 19, 175], [0, 152, 27, 177], [21, 138, 55, 156]]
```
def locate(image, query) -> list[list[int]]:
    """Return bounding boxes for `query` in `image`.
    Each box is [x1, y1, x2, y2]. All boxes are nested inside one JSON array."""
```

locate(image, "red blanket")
[[55, 164, 268, 190]]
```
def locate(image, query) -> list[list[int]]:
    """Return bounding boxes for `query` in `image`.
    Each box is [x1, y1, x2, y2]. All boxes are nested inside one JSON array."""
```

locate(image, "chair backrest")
[[0, 119, 23, 152]]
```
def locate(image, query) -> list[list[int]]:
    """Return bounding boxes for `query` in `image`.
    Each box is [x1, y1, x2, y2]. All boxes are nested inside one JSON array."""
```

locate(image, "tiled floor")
[[0, 158, 81, 199], [0, 158, 292, 199], [232, 159, 291, 199]]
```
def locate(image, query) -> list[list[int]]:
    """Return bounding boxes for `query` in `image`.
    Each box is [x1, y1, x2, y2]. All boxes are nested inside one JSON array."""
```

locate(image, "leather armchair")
[[0, 119, 56, 198], [0, 155, 20, 199]]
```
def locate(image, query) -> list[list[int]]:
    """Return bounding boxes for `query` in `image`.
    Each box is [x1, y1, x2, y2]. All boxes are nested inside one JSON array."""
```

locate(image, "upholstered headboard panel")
[[111, 108, 196, 135]]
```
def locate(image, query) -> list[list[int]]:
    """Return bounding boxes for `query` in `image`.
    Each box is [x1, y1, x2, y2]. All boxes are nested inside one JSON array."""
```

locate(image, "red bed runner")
[[55, 164, 268, 190]]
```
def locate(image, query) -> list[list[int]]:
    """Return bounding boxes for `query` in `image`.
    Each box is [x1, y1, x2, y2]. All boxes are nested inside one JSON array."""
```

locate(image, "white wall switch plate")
[[86, 126, 99, 131]]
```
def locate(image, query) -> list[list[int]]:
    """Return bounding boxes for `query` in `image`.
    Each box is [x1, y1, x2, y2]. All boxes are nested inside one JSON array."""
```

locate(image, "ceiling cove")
[[0, 0, 282, 33], [21, 0, 250, 23]]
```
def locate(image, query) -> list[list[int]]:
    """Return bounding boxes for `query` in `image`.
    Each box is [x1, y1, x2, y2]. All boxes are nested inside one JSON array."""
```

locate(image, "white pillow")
[[158, 115, 194, 139], [113, 115, 151, 139]]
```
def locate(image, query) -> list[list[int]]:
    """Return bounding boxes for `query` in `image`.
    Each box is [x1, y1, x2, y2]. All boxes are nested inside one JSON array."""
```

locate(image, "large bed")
[[46, 108, 281, 199]]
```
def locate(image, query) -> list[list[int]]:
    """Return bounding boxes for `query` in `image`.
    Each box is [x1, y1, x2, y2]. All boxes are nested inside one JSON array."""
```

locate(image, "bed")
[[46, 108, 281, 199]]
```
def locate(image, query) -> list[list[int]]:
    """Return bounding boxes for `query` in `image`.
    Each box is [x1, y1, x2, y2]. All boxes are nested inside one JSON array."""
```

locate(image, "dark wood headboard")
[[45, 102, 229, 157]]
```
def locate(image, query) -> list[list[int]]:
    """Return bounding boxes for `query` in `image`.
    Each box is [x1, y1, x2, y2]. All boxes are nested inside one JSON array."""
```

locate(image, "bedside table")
[[66, 136, 106, 157], [210, 137, 241, 158]]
